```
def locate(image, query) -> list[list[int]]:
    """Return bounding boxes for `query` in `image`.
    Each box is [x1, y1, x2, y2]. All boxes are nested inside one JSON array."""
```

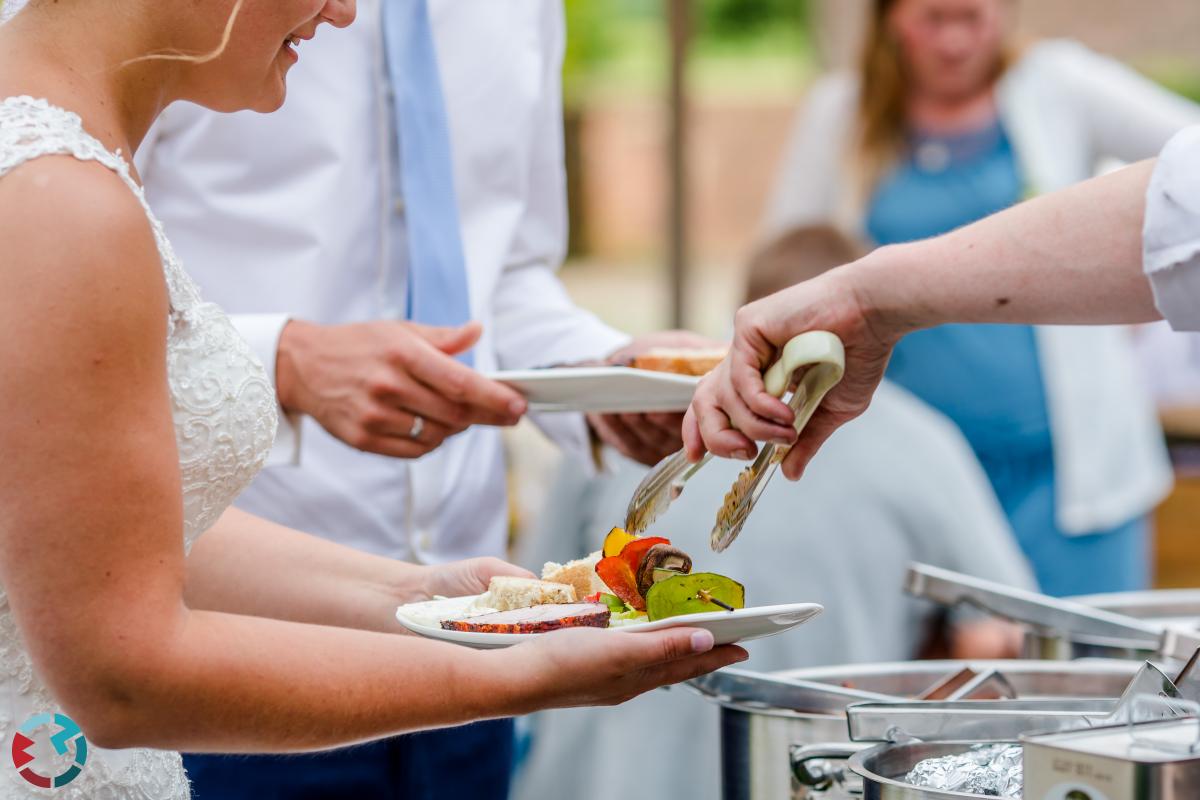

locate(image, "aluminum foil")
[[904, 744, 1023, 797]]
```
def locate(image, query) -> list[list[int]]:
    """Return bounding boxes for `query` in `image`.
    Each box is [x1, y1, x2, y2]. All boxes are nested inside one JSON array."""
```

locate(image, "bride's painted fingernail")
[[733, 449, 753, 460], [691, 630, 715, 653]]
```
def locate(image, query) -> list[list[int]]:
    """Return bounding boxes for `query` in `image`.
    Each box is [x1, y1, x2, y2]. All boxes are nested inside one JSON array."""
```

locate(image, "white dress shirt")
[[1145, 125, 1200, 331], [137, 0, 628, 563], [763, 40, 1184, 535]]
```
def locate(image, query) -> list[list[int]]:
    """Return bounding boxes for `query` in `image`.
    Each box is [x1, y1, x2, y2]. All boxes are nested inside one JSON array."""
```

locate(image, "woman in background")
[[762, 0, 1200, 595]]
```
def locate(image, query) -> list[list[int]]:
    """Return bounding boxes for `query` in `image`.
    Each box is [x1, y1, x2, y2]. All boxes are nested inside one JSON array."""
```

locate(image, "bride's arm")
[[0, 161, 744, 752], [185, 509, 532, 634]]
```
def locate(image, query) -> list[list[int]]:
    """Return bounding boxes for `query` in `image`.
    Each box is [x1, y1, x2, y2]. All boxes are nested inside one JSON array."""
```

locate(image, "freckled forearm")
[[852, 160, 1161, 333]]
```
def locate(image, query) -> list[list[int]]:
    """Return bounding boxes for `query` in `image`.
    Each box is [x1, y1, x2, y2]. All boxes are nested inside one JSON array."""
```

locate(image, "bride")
[[0, 1, 745, 797]]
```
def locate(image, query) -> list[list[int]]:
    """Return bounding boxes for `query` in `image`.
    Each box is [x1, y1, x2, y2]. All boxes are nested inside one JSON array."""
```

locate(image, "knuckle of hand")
[[347, 430, 375, 451], [447, 404, 471, 427], [359, 408, 387, 432], [444, 372, 469, 401], [367, 375, 394, 399]]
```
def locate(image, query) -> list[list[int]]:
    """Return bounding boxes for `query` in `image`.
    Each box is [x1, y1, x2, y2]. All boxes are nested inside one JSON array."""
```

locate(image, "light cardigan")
[[765, 39, 1199, 535]]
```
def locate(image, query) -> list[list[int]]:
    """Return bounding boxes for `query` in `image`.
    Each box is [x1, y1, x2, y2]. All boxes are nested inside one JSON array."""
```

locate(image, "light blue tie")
[[382, 0, 474, 366]]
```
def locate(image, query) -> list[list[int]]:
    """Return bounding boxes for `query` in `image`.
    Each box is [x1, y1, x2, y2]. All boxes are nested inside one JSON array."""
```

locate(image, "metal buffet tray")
[[846, 657, 1199, 746], [905, 562, 1200, 662]]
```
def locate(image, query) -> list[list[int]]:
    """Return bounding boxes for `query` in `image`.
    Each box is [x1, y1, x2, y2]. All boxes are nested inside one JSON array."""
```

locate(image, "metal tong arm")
[[905, 562, 1164, 645], [846, 698, 1121, 744], [709, 332, 845, 551], [686, 667, 901, 715], [625, 331, 843, 537]]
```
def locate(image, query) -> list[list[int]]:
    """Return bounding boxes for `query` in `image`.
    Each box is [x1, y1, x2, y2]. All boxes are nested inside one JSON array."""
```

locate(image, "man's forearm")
[[185, 508, 427, 634], [855, 159, 1162, 335]]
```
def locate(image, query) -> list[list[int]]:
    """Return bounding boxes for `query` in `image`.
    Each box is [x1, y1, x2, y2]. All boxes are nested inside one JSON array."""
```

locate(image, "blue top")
[[866, 120, 1147, 596], [868, 121, 1048, 455]]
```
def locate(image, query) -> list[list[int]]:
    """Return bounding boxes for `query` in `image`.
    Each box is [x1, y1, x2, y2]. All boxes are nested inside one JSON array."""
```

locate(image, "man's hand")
[[276, 320, 528, 458], [587, 330, 725, 466]]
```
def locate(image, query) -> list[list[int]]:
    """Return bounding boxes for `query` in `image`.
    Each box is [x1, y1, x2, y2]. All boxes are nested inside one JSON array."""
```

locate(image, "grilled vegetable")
[[598, 593, 628, 613], [635, 544, 693, 596], [615, 536, 669, 573], [645, 573, 745, 622], [596, 556, 645, 610], [602, 527, 638, 558]]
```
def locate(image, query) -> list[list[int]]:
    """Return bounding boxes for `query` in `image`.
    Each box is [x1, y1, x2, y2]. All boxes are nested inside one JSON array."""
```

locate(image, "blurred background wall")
[[558, 0, 1200, 336]]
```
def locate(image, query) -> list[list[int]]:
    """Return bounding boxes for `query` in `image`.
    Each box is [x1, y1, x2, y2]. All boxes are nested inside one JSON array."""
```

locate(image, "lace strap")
[[0, 96, 203, 316]]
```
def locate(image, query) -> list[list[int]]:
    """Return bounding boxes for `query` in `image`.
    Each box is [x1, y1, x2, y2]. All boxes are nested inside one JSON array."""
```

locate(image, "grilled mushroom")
[[635, 544, 693, 597]]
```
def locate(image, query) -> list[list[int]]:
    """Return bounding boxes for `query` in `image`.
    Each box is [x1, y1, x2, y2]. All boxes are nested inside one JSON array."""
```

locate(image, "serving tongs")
[[687, 667, 902, 715], [623, 331, 845, 552], [905, 562, 1200, 662], [847, 656, 1197, 744]]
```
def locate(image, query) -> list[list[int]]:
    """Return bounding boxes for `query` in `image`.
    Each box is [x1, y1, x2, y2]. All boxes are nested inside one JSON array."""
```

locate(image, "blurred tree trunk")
[[667, 0, 690, 329], [564, 106, 588, 259], [811, 0, 866, 69]]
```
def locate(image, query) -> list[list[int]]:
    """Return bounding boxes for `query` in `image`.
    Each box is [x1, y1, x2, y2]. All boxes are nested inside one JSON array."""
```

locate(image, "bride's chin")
[[250, 65, 290, 113], [253, 82, 288, 113]]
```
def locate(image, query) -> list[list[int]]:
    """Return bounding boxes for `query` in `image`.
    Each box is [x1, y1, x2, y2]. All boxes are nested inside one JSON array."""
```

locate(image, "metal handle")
[[763, 331, 845, 398], [710, 332, 845, 552], [905, 562, 1163, 645], [846, 699, 1119, 744], [687, 667, 902, 715], [790, 743, 867, 792]]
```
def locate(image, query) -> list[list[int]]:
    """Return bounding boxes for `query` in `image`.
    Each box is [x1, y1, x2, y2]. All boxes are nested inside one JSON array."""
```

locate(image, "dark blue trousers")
[[183, 719, 514, 800]]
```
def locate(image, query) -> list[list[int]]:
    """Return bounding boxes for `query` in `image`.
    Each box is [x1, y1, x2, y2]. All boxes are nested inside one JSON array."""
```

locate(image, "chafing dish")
[[689, 660, 1139, 799]]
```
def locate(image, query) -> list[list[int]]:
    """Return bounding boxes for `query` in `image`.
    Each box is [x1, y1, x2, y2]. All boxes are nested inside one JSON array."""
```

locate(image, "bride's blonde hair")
[[120, 0, 245, 67]]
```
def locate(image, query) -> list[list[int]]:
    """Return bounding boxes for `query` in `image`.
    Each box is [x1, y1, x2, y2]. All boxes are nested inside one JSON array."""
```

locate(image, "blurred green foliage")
[[697, 0, 809, 44], [563, 0, 812, 103]]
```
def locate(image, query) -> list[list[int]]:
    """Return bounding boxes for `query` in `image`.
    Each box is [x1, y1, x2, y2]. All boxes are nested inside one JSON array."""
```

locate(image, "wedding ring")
[[408, 415, 425, 440]]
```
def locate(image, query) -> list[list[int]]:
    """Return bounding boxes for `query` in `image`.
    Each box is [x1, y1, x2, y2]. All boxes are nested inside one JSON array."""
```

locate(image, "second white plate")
[[396, 596, 823, 650], [485, 367, 702, 413]]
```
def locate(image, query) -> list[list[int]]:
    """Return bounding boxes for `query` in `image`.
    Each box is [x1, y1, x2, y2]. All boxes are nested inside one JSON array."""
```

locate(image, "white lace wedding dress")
[[0, 97, 278, 798]]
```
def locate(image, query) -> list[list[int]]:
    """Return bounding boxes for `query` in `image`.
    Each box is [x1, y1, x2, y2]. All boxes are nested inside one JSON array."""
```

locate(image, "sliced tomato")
[[617, 536, 670, 574], [584, 592, 601, 603], [595, 556, 645, 610]]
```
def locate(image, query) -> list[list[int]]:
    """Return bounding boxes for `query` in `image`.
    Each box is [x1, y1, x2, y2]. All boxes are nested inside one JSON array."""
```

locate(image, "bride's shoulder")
[[0, 155, 170, 354]]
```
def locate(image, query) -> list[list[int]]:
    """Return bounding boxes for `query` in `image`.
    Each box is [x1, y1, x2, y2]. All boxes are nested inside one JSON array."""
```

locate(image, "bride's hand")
[[419, 558, 534, 599], [495, 627, 747, 711], [682, 260, 902, 480]]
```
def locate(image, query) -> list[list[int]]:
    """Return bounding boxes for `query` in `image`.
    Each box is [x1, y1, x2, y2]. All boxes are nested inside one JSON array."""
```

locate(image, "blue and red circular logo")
[[10, 713, 87, 788]]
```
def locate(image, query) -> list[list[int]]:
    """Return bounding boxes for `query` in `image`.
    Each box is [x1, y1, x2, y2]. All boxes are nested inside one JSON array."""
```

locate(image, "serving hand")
[[683, 265, 898, 480]]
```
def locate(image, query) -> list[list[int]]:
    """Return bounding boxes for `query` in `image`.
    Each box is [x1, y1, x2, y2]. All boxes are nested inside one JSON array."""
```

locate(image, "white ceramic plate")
[[484, 367, 701, 413], [395, 596, 823, 650]]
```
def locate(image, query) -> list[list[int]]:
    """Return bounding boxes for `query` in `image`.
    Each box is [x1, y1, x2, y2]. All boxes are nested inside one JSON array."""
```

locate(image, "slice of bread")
[[542, 551, 608, 599], [632, 347, 728, 376], [483, 576, 576, 612]]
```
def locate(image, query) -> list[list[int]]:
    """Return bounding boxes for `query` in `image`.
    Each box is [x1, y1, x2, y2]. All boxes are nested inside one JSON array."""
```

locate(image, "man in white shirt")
[[137, 1, 687, 797]]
